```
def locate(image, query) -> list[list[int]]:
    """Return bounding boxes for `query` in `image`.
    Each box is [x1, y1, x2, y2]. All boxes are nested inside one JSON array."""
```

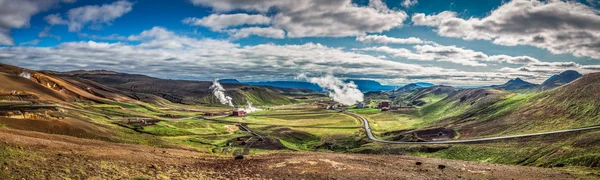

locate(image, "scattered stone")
[[234, 155, 244, 160], [57, 153, 62, 156], [149, 164, 157, 169], [162, 150, 167, 154], [438, 165, 446, 170], [415, 162, 422, 166]]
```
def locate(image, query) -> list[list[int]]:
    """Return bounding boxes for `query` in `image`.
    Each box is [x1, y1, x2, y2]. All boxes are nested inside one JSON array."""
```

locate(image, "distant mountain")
[[539, 70, 582, 90], [345, 79, 396, 92], [246, 79, 396, 93], [392, 82, 435, 92], [392, 83, 421, 92], [219, 79, 241, 84], [414, 82, 434, 88], [52, 70, 295, 106], [245, 81, 323, 92], [490, 77, 538, 91]]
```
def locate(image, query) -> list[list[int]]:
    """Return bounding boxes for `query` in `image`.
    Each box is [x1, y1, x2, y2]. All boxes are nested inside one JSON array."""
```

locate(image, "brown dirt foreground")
[[0, 128, 594, 180]]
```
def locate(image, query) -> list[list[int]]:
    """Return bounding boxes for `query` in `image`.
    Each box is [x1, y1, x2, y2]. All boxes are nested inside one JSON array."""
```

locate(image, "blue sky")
[[1, 0, 599, 86]]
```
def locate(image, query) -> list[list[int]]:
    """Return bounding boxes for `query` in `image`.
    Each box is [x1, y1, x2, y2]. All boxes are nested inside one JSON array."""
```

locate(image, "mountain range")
[[244, 79, 398, 93], [489, 70, 583, 92]]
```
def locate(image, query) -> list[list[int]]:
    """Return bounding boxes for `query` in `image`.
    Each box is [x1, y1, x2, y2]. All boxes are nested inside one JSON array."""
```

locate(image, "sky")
[[1, 0, 600, 86]]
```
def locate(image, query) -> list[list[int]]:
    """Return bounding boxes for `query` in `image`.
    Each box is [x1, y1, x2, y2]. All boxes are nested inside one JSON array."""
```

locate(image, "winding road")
[[345, 112, 600, 144]]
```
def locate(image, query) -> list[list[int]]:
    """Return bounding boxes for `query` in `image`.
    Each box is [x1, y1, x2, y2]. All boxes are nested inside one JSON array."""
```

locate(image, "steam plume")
[[209, 79, 233, 107], [243, 101, 260, 113], [19, 72, 31, 79], [299, 74, 364, 105]]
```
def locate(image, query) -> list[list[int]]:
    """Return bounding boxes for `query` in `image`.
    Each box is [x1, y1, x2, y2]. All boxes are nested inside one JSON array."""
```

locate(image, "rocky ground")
[[0, 128, 595, 179]]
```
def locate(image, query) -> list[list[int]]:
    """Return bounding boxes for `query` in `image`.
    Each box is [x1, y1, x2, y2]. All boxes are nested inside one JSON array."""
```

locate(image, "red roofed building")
[[232, 110, 247, 116]]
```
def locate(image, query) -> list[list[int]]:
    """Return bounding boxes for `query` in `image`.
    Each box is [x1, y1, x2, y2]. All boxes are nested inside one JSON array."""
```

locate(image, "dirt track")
[[347, 112, 600, 144], [0, 128, 594, 179]]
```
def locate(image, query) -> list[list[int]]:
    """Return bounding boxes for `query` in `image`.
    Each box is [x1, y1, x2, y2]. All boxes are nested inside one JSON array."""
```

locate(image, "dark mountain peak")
[[414, 82, 435, 87], [505, 77, 533, 85], [541, 70, 582, 89], [559, 70, 582, 76], [392, 83, 423, 92], [513, 77, 523, 81], [491, 77, 537, 91]]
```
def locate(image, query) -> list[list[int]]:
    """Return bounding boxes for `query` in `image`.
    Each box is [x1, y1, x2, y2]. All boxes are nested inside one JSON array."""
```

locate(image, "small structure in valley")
[[232, 110, 247, 116], [378, 101, 391, 111], [356, 102, 366, 108]]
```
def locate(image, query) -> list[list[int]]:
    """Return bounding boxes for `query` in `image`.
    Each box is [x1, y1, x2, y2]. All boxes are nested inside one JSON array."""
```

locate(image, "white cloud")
[[0, 26, 505, 86], [44, 13, 68, 25], [0, 28, 12, 45], [356, 35, 427, 44], [0, 0, 76, 45], [38, 26, 61, 40], [402, 0, 418, 8], [357, 44, 489, 66], [2, 26, 595, 86], [46, 0, 133, 32], [19, 39, 41, 46], [486, 55, 541, 65], [188, 0, 408, 38], [355, 46, 432, 61], [499, 61, 588, 78], [412, 0, 600, 59], [411, 11, 457, 26], [357, 43, 544, 67], [182, 14, 271, 31], [227, 27, 285, 39]]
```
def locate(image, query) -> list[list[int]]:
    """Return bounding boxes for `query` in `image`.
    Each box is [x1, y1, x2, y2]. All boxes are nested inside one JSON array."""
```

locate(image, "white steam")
[[19, 72, 31, 79], [300, 74, 364, 105], [209, 79, 233, 107], [243, 101, 260, 113]]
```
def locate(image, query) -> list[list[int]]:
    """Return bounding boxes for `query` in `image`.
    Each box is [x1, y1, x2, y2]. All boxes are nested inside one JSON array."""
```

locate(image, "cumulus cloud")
[[1, 26, 593, 86], [0, 0, 75, 45], [187, 0, 407, 38], [411, 11, 457, 26], [402, 0, 418, 8], [412, 0, 600, 59], [182, 14, 271, 31], [499, 61, 597, 80], [45, 0, 133, 32], [44, 14, 68, 25], [356, 35, 427, 44], [355, 46, 432, 61], [357, 43, 544, 67], [413, 44, 489, 66], [227, 27, 285, 39], [486, 55, 541, 65]]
